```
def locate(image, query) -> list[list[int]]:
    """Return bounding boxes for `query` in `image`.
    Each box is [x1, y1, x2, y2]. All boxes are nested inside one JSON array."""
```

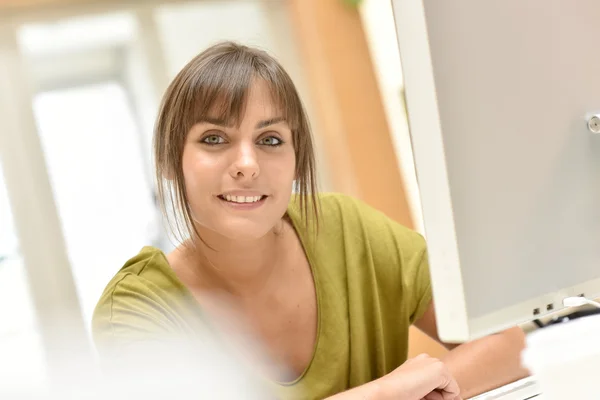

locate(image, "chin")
[[193, 198, 289, 241], [203, 216, 277, 241], [219, 224, 274, 241]]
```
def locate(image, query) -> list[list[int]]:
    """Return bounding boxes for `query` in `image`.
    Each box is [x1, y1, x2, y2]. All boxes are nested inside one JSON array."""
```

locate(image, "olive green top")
[[92, 193, 433, 399]]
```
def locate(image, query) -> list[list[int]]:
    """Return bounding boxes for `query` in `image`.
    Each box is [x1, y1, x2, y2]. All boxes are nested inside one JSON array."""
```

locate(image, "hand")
[[380, 354, 462, 400]]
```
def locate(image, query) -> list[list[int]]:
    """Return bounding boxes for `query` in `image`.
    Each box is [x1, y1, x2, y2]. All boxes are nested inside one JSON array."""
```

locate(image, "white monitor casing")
[[392, 0, 600, 342]]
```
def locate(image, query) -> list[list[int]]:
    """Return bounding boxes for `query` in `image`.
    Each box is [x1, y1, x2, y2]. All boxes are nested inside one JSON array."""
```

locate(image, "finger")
[[442, 392, 462, 400], [437, 375, 461, 398], [416, 353, 430, 359], [424, 391, 444, 400]]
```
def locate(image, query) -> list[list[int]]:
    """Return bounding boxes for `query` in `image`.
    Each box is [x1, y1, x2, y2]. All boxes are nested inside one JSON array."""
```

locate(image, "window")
[[32, 81, 161, 325]]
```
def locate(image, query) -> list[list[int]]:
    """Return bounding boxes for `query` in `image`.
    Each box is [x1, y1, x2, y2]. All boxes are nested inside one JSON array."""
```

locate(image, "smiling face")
[[182, 79, 296, 240], [154, 42, 319, 244]]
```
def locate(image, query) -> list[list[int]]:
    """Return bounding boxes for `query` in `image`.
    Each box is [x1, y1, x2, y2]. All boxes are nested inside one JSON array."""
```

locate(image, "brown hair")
[[153, 41, 319, 243]]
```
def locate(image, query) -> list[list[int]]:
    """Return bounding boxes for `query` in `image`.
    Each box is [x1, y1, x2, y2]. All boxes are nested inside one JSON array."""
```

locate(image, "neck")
[[183, 222, 289, 298]]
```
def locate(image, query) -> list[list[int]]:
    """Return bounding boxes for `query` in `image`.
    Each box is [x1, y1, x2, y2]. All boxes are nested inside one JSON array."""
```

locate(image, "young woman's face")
[[182, 79, 296, 240]]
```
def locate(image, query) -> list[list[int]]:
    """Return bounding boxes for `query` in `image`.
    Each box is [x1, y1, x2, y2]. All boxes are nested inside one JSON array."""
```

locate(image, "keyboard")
[[469, 376, 542, 400]]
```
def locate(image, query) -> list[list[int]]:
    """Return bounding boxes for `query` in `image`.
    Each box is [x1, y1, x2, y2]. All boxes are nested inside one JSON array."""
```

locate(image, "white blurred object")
[[0, 334, 271, 399], [522, 313, 600, 400], [469, 377, 541, 400]]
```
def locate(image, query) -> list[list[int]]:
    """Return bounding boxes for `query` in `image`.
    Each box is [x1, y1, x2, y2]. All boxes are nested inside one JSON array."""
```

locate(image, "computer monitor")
[[391, 0, 600, 342]]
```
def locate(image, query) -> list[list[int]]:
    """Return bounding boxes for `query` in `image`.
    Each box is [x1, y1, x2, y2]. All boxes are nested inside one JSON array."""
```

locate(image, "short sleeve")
[[318, 193, 434, 326], [340, 193, 433, 324], [92, 274, 187, 356], [408, 248, 433, 324]]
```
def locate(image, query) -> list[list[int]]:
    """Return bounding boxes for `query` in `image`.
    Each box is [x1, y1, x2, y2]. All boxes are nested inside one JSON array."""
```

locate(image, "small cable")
[[563, 296, 600, 309]]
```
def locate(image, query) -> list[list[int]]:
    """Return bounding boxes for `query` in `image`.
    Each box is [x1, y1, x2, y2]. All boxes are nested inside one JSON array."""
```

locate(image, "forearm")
[[442, 326, 530, 398], [324, 379, 383, 400]]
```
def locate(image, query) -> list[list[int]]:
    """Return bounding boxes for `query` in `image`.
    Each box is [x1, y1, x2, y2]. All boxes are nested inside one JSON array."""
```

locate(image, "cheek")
[[182, 149, 222, 195], [263, 152, 296, 184]]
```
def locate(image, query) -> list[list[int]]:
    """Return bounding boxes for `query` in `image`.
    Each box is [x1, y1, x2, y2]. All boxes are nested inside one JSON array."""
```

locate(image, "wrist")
[[324, 378, 386, 400], [362, 377, 391, 400], [375, 373, 411, 400]]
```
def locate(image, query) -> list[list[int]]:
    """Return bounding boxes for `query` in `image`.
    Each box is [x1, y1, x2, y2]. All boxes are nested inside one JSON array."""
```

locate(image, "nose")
[[229, 141, 259, 181]]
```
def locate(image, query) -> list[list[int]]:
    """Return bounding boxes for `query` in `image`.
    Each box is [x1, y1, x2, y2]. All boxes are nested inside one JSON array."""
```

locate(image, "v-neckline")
[[149, 203, 325, 387]]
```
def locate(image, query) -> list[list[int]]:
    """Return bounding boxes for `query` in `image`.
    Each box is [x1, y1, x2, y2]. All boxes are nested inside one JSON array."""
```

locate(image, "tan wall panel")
[[288, 0, 447, 359]]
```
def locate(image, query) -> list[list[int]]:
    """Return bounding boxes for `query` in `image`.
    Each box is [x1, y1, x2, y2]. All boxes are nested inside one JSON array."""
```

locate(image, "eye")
[[202, 134, 226, 145], [258, 136, 283, 147]]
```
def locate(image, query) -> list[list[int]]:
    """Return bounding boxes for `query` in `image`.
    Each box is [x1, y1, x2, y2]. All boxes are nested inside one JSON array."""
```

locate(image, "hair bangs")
[[187, 51, 255, 129]]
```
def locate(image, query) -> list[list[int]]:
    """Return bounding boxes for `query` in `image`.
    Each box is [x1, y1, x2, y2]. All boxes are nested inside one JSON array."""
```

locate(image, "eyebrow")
[[199, 117, 232, 127], [255, 117, 285, 129], [197, 116, 286, 129]]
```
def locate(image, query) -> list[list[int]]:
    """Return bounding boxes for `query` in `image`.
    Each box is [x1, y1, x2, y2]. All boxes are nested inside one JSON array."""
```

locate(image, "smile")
[[217, 194, 267, 204]]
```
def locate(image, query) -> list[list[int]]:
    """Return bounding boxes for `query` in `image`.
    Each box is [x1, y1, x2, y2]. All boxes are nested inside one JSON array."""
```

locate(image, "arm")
[[324, 380, 384, 400], [325, 354, 461, 400], [414, 300, 529, 399]]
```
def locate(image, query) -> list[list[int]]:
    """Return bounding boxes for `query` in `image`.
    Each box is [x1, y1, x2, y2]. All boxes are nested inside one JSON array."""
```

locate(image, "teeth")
[[223, 195, 262, 203]]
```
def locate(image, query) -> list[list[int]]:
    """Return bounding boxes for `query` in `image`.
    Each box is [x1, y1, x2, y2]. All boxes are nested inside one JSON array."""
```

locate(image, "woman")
[[93, 42, 524, 400]]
